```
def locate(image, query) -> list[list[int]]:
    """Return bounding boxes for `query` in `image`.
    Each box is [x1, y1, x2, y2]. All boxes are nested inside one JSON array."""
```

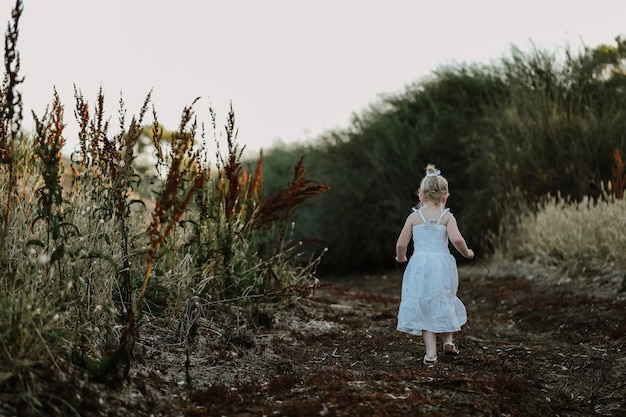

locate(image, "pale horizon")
[[6, 0, 626, 156]]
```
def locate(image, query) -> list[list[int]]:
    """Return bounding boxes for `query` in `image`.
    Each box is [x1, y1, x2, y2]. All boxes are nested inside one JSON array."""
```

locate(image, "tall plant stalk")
[[0, 0, 23, 270]]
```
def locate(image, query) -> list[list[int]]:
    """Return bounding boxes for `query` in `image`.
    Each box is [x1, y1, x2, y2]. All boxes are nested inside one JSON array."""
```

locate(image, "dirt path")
[[1, 263, 625, 416]]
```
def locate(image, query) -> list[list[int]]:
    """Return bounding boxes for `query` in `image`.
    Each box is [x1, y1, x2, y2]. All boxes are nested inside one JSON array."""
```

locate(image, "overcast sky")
[[6, 0, 626, 155]]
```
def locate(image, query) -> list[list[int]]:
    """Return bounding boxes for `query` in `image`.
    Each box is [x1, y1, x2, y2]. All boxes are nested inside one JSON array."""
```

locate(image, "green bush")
[[259, 39, 626, 274]]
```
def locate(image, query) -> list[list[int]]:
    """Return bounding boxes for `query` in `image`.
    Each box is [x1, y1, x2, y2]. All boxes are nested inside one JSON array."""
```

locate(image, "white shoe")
[[423, 355, 438, 366], [443, 342, 460, 355]]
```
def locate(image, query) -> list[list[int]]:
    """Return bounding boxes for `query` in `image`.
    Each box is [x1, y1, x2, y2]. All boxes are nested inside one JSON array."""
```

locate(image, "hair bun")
[[426, 170, 440, 177]]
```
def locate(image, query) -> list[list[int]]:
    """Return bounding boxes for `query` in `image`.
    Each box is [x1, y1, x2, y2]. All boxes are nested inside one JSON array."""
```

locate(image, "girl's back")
[[411, 208, 451, 256]]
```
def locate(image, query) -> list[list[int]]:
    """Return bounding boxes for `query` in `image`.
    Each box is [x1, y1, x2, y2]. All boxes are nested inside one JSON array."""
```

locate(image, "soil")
[[1, 262, 625, 417]]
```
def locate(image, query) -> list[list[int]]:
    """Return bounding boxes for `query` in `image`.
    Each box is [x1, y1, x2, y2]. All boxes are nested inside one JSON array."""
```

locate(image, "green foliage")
[[3, 0, 626, 389], [259, 38, 626, 273], [269, 65, 507, 272]]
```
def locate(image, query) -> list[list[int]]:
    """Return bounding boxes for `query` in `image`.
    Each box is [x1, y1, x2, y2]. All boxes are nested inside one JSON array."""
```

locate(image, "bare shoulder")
[[405, 211, 422, 226], [441, 210, 456, 226]]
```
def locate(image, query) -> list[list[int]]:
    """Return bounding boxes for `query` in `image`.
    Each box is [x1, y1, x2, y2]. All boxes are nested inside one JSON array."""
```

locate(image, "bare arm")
[[446, 215, 474, 259], [395, 215, 414, 263]]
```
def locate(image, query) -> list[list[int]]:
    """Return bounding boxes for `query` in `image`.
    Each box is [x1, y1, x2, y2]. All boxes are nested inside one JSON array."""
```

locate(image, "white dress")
[[396, 208, 467, 336]]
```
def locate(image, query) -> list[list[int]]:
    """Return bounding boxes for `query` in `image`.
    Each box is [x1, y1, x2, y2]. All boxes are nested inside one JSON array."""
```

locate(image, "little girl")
[[395, 164, 474, 366]]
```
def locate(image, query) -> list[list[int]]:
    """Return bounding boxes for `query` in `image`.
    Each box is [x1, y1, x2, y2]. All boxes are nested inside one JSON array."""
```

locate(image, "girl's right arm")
[[395, 215, 414, 263], [446, 215, 474, 259]]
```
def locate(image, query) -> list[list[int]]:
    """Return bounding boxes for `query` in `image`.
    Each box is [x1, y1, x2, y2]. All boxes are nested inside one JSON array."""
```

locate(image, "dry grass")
[[496, 189, 626, 275]]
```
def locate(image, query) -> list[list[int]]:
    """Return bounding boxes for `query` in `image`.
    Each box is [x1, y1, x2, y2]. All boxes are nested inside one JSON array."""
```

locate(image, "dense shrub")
[[260, 40, 626, 274]]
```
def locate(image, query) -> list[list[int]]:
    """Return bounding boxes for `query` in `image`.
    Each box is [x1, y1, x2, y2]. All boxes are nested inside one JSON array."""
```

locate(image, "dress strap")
[[437, 208, 451, 224], [417, 208, 427, 224]]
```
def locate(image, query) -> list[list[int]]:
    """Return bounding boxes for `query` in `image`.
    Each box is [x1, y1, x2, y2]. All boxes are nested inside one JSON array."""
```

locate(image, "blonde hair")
[[418, 164, 449, 205]]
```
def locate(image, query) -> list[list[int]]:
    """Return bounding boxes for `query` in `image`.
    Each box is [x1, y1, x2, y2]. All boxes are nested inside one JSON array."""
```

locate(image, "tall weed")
[[1, 0, 328, 384]]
